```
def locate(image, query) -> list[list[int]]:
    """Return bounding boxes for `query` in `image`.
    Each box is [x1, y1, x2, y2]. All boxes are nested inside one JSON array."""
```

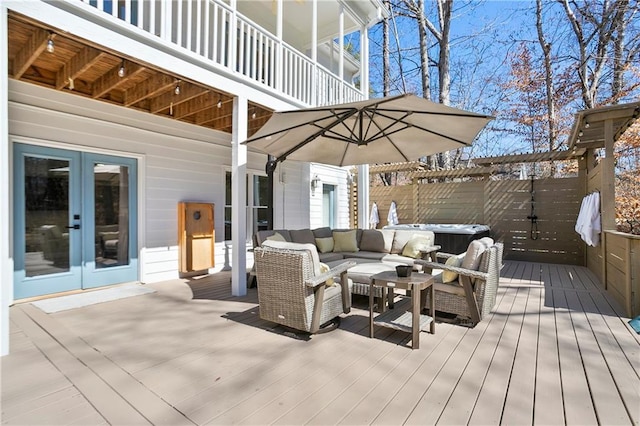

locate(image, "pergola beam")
[[473, 150, 583, 166]]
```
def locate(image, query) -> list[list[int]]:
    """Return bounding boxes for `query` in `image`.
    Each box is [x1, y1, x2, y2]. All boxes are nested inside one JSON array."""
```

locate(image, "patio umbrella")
[[243, 93, 493, 169]]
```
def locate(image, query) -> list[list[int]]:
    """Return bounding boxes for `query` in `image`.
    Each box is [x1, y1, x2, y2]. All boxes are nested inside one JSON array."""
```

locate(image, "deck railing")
[[82, 0, 363, 106]]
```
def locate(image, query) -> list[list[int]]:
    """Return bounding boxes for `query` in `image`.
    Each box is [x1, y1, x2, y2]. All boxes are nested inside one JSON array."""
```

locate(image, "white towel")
[[387, 201, 399, 226], [369, 202, 379, 229], [575, 192, 601, 247], [587, 192, 601, 246], [575, 194, 589, 236]]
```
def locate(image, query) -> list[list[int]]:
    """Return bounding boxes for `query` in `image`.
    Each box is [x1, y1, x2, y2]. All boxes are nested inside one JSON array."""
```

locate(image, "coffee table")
[[369, 271, 435, 349]]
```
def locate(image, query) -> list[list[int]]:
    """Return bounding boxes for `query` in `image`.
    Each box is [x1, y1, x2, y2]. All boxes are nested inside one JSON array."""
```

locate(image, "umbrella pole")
[[266, 156, 277, 231]]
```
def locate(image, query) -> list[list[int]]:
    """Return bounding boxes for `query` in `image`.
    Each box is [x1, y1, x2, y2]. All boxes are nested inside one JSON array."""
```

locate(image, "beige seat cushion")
[[433, 281, 466, 296], [343, 262, 396, 285], [262, 240, 323, 277], [390, 230, 416, 254], [461, 237, 494, 270]]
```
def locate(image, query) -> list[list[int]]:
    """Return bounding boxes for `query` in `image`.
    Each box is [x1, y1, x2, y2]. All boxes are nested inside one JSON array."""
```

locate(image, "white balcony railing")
[[81, 0, 364, 106]]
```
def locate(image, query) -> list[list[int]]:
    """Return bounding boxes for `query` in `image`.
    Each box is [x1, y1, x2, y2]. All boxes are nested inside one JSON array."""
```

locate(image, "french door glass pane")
[[24, 157, 70, 276], [94, 163, 130, 268]]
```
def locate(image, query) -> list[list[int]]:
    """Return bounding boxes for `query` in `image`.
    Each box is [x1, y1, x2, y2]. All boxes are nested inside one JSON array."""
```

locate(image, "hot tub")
[[384, 223, 491, 254]]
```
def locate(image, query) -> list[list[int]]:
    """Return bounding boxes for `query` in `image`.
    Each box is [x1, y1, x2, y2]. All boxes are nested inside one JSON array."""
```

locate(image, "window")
[[225, 171, 269, 241], [322, 184, 336, 228]]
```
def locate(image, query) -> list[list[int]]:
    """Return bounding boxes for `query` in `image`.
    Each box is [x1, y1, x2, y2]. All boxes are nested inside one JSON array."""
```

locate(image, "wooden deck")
[[2, 260, 639, 425]]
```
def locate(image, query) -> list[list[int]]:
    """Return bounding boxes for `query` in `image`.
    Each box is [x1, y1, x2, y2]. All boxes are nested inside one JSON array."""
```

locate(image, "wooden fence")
[[367, 177, 584, 265], [604, 231, 640, 317]]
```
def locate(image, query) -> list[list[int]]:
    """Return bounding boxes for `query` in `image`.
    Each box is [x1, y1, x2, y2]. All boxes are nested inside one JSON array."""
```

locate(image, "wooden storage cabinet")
[[178, 202, 214, 273]]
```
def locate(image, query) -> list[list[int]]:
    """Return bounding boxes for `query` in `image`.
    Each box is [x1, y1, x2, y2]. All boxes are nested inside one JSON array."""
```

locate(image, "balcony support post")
[[231, 95, 248, 296], [360, 24, 369, 99], [339, 5, 344, 103], [0, 1, 11, 357]]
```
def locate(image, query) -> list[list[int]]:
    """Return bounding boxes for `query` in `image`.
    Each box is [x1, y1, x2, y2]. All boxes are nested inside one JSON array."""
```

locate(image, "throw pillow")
[[442, 254, 464, 283], [318, 262, 335, 286], [315, 237, 334, 253], [265, 232, 286, 242], [312, 227, 333, 239], [359, 230, 386, 252], [290, 229, 316, 245], [332, 230, 359, 252], [401, 235, 432, 258]]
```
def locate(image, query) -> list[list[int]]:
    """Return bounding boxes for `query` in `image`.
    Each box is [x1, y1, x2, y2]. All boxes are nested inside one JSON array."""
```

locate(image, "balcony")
[[80, 0, 366, 106]]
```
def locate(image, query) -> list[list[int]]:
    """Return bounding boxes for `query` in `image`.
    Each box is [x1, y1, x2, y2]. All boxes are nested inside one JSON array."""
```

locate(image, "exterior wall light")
[[311, 175, 320, 193]]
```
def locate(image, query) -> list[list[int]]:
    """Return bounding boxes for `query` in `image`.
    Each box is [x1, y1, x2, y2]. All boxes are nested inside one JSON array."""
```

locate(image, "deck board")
[[424, 279, 519, 425], [2, 261, 639, 426], [552, 280, 599, 424], [499, 285, 540, 425]]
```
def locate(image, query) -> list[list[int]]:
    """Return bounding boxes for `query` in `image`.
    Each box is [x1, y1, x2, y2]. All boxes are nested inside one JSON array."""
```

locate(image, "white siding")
[[8, 81, 279, 284], [274, 161, 311, 230], [309, 163, 351, 229]]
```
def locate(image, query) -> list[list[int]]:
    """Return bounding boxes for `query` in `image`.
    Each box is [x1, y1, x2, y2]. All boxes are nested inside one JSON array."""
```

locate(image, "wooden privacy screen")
[[178, 202, 215, 273], [368, 177, 584, 265]]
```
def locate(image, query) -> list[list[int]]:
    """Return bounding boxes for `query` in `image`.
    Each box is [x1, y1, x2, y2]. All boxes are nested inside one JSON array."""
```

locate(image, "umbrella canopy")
[[242, 94, 493, 167]]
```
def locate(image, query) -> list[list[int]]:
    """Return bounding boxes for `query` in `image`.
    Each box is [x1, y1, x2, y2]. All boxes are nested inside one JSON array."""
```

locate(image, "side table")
[[369, 271, 435, 349]]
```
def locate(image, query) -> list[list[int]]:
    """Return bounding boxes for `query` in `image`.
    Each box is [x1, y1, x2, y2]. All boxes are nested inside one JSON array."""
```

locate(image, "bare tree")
[[417, 0, 430, 98], [536, 0, 559, 175], [383, 0, 391, 97], [559, 0, 639, 107]]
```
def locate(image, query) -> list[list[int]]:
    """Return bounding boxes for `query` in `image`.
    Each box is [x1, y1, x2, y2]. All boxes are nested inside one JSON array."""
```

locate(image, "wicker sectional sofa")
[[253, 227, 439, 301]]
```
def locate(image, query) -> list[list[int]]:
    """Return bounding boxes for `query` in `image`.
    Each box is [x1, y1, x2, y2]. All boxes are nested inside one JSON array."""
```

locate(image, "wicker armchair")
[[415, 242, 503, 326], [253, 242, 355, 334]]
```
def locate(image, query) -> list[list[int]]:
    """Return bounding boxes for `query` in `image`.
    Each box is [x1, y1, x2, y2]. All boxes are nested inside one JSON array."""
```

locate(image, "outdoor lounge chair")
[[253, 241, 355, 334], [415, 240, 503, 326]]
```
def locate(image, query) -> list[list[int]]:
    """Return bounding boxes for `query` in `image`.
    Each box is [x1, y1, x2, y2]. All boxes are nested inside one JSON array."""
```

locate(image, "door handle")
[[65, 224, 81, 230]]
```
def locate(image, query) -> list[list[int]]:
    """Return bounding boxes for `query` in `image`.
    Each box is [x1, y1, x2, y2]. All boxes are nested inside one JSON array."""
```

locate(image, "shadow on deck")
[[2, 260, 639, 425]]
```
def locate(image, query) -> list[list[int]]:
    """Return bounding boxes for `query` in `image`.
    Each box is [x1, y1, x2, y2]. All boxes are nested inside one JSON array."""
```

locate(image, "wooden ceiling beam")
[[92, 60, 143, 98], [194, 107, 233, 129], [149, 83, 208, 113], [13, 28, 50, 79], [173, 91, 217, 119], [124, 73, 174, 106], [55, 46, 105, 90]]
